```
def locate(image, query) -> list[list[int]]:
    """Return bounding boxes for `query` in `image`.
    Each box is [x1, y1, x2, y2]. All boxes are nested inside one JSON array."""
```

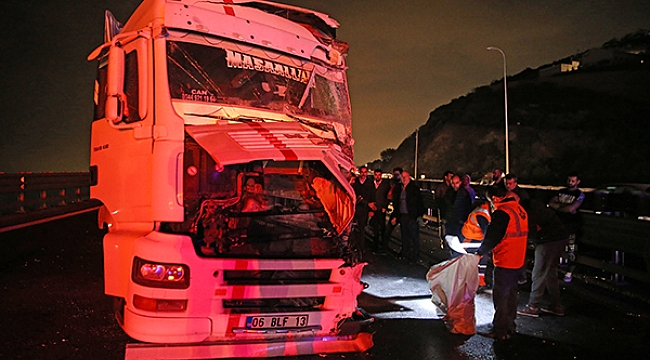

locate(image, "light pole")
[[487, 46, 509, 174], [414, 129, 418, 178]]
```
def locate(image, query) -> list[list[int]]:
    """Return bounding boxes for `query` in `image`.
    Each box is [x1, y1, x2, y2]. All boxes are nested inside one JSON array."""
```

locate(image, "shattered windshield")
[[163, 145, 354, 258], [166, 35, 351, 127]]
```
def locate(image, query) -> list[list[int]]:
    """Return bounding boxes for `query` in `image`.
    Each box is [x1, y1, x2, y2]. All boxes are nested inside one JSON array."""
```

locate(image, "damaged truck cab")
[[88, 0, 370, 357]]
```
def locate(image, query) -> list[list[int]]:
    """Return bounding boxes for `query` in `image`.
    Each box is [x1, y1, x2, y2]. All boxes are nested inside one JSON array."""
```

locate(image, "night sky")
[[1, 0, 649, 173]]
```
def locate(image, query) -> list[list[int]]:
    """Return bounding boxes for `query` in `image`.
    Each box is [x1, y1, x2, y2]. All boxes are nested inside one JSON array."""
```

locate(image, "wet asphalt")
[[1, 211, 649, 359]]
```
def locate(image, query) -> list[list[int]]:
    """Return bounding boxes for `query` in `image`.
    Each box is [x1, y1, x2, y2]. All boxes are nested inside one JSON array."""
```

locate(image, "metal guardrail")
[[579, 213, 650, 284], [0, 172, 101, 233], [1, 173, 648, 286], [416, 182, 650, 286]]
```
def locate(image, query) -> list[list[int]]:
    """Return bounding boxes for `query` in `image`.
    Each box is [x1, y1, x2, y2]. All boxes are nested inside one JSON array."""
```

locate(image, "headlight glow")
[[132, 257, 190, 289]]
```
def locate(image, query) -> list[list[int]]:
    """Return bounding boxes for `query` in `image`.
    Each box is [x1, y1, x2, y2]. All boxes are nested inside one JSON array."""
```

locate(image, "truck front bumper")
[[125, 332, 373, 359]]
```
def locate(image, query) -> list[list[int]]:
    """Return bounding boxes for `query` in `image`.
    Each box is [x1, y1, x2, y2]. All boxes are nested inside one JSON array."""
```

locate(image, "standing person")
[[549, 173, 584, 282], [391, 170, 425, 263], [371, 169, 391, 253], [504, 173, 530, 285], [443, 175, 473, 257], [435, 171, 455, 216], [477, 186, 529, 340], [504, 173, 529, 202], [383, 167, 403, 252], [435, 170, 455, 248], [491, 168, 505, 187], [517, 199, 569, 317], [351, 166, 376, 257], [462, 173, 476, 204]]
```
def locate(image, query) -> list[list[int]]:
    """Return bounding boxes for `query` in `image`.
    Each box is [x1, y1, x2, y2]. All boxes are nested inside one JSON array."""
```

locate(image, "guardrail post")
[[19, 176, 26, 213], [18, 193, 25, 213], [612, 250, 626, 284], [437, 208, 443, 241], [40, 190, 48, 209]]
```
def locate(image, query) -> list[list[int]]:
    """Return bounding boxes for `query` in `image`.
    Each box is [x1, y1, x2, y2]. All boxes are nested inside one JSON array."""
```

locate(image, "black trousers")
[[370, 210, 387, 250], [491, 267, 520, 335]]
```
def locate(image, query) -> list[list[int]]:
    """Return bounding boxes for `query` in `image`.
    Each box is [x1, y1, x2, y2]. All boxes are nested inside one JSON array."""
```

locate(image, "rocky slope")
[[371, 66, 650, 187]]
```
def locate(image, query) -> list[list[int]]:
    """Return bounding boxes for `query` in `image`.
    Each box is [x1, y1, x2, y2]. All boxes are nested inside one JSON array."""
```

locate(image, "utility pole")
[[414, 129, 418, 178], [487, 46, 510, 174]]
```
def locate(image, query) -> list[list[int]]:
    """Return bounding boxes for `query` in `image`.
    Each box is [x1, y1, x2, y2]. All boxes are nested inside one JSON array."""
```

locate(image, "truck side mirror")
[[106, 44, 125, 123]]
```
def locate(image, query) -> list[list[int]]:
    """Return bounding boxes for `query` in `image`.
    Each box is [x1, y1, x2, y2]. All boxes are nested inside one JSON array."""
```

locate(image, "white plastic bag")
[[425, 254, 481, 335], [445, 235, 467, 254]]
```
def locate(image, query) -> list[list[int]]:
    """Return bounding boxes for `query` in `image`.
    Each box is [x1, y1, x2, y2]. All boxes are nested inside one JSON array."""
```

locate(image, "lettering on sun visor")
[[225, 50, 310, 83]]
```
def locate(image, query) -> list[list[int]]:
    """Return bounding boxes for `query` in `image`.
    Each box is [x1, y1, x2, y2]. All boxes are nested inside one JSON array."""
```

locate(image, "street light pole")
[[487, 46, 509, 174], [414, 129, 418, 178]]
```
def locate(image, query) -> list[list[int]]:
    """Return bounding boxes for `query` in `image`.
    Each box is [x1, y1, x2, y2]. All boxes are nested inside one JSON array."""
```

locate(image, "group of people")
[[349, 166, 585, 340], [434, 168, 584, 340], [349, 166, 425, 263]]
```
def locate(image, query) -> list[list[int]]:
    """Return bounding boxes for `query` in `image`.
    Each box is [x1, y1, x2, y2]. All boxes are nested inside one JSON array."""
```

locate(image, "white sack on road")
[[425, 254, 481, 335]]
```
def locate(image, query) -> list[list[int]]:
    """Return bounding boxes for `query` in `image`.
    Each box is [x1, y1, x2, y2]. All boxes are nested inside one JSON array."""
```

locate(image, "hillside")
[[368, 34, 650, 187]]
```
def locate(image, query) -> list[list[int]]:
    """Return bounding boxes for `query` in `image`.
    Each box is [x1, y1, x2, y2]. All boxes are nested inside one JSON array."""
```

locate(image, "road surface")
[[1, 211, 649, 359]]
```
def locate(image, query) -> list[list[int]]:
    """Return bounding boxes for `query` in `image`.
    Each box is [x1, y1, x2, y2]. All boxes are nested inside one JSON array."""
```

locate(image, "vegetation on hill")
[[366, 30, 650, 187]]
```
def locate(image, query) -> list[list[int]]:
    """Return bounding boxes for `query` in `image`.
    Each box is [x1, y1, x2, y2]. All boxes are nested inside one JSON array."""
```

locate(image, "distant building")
[[539, 60, 580, 77]]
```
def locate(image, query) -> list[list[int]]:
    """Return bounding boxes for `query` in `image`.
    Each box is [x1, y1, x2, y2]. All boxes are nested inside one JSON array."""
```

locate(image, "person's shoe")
[[564, 272, 573, 283], [477, 330, 508, 341], [541, 306, 565, 316], [517, 304, 540, 318]]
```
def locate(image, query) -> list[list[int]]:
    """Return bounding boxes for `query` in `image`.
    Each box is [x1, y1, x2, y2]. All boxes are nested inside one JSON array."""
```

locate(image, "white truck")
[[87, 0, 371, 358]]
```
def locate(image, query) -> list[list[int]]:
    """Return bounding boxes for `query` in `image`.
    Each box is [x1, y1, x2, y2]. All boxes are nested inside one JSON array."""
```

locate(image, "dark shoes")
[[541, 306, 565, 316], [517, 304, 541, 318], [517, 304, 564, 317]]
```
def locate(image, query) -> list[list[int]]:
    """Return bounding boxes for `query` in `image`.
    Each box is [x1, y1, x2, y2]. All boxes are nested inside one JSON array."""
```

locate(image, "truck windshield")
[[163, 154, 354, 259], [166, 37, 351, 128]]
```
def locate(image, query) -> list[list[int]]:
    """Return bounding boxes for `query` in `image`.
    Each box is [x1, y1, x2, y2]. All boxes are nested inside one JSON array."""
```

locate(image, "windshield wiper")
[[184, 112, 272, 123], [287, 114, 340, 144], [298, 69, 316, 109]]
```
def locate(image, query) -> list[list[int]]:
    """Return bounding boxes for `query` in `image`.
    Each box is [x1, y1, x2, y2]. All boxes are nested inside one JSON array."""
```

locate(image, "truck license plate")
[[246, 315, 309, 329]]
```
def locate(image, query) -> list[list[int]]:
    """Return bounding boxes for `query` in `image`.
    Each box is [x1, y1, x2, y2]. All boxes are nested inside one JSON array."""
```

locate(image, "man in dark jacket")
[[370, 169, 391, 252], [435, 170, 455, 223], [391, 170, 425, 263], [352, 166, 376, 257], [504, 173, 529, 201], [443, 175, 473, 257], [383, 167, 403, 251], [517, 199, 569, 317]]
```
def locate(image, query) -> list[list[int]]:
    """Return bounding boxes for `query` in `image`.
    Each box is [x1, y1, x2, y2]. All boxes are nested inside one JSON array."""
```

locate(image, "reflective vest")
[[461, 203, 491, 242], [492, 200, 528, 269]]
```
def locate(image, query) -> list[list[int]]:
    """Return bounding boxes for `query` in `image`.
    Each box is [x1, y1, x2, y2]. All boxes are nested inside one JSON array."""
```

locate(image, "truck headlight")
[[132, 257, 190, 289]]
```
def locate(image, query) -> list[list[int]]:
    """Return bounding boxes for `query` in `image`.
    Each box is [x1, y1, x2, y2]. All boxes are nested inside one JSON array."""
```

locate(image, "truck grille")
[[223, 297, 326, 314], [221, 269, 330, 313], [224, 270, 331, 285]]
